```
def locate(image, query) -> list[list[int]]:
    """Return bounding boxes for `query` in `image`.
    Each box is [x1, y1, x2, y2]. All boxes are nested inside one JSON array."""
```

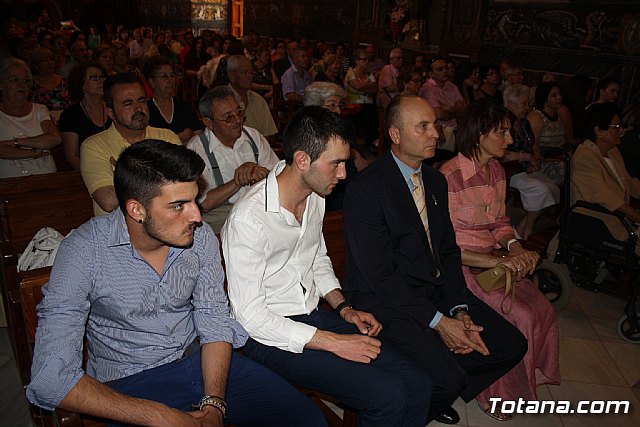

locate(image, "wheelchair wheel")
[[532, 260, 573, 311], [617, 315, 640, 343]]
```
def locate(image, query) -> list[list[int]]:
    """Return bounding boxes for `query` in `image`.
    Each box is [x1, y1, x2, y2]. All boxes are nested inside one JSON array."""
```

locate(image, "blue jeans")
[[106, 349, 326, 427], [244, 309, 432, 427]]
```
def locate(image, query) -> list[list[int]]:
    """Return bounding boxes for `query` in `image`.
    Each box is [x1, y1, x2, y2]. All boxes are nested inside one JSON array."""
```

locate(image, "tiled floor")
[[2, 286, 640, 427], [0, 327, 34, 427], [429, 286, 640, 427]]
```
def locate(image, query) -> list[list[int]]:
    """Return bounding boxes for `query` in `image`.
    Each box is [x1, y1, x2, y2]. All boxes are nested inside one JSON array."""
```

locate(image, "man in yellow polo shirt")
[[81, 73, 181, 216]]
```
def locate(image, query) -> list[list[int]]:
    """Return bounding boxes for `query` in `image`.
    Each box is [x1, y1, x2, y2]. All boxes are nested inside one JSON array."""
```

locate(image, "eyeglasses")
[[3, 76, 31, 85], [609, 124, 627, 133], [213, 108, 246, 123], [322, 101, 345, 110], [88, 74, 106, 81], [154, 73, 176, 80]]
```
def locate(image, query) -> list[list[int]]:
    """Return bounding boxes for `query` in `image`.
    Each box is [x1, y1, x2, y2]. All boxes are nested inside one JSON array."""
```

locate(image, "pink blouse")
[[440, 153, 513, 253]]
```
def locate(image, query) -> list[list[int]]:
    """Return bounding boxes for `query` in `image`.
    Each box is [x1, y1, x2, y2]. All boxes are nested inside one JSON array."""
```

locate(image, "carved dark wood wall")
[[441, 1, 640, 102], [244, 0, 357, 45], [137, 0, 193, 30]]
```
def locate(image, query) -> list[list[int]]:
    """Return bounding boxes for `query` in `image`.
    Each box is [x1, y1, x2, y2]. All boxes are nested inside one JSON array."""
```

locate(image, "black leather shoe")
[[434, 406, 460, 425]]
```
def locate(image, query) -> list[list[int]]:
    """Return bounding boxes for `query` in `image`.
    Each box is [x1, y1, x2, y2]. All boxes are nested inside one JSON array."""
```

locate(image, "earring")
[[137, 219, 143, 224]]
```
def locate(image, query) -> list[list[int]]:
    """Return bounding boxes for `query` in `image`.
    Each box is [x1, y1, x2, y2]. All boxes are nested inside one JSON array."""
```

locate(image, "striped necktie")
[[411, 173, 430, 237], [412, 173, 440, 277]]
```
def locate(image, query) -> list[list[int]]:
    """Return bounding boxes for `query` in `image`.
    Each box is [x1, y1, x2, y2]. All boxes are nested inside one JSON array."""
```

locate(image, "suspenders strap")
[[199, 127, 260, 188]]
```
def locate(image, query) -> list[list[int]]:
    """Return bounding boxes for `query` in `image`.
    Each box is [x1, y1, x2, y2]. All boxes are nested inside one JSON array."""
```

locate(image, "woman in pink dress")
[[440, 100, 560, 421]]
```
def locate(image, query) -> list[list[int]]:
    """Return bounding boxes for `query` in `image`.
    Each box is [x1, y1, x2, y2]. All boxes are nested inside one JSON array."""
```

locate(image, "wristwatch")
[[198, 395, 226, 418]]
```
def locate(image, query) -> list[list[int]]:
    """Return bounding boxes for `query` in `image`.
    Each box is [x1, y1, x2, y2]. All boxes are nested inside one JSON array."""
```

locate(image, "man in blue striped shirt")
[[26, 139, 326, 427]]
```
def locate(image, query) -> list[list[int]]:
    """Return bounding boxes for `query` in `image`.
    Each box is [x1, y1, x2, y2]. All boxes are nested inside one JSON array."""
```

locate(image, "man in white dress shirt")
[[188, 86, 279, 232], [222, 106, 432, 427]]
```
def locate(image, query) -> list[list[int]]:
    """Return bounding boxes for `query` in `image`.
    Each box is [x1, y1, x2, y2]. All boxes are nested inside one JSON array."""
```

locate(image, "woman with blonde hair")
[[313, 52, 343, 87]]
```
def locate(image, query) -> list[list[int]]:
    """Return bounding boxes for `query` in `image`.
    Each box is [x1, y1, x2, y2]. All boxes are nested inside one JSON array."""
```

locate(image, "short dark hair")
[[453, 61, 477, 91], [399, 68, 421, 84], [428, 55, 445, 72], [69, 30, 85, 45], [534, 81, 561, 110], [282, 106, 355, 165], [456, 99, 511, 159], [582, 103, 620, 141], [142, 55, 173, 80], [596, 77, 621, 94], [103, 72, 143, 109], [198, 86, 234, 119], [479, 63, 499, 81], [114, 139, 205, 213], [68, 62, 106, 102], [37, 30, 53, 45]]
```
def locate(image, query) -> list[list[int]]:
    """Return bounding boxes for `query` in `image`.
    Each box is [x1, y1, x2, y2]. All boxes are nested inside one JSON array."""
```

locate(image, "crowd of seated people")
[[3, 14, 640, 427]]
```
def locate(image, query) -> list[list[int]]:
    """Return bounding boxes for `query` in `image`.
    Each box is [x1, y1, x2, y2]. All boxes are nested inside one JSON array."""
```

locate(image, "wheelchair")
[[554, 200, 640, 343], [526, 147, 640, 343]]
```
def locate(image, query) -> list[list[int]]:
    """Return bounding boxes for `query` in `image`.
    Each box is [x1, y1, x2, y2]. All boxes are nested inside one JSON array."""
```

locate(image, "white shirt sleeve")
[[222, 215, 317, 353]]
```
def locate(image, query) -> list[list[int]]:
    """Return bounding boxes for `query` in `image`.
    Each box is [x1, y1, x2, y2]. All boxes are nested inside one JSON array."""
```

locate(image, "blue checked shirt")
[[26, 210, 247, 411]]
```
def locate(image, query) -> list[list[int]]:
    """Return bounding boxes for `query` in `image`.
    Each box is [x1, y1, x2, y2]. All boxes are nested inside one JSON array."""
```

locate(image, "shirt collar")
[[204, 127, 240, 153], [391, 149, 422, 190], [458, 152, 483, 182], [106, 207, 185, 262], [265, 160, 287, 213], [108, 122, 154, 144], [108, 209, 132, 247]]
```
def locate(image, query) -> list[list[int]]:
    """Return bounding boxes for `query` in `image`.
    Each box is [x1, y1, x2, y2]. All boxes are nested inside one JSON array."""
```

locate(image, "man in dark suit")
[[342, 95, 527, 424]]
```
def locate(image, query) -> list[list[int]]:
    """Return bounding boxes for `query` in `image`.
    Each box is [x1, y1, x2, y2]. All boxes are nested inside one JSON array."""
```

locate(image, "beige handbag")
[[476, 265, 514, 315]]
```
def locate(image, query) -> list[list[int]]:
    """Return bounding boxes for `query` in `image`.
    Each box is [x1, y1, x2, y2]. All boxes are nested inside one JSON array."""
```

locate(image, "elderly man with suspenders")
[[188, 86, 280, 233]]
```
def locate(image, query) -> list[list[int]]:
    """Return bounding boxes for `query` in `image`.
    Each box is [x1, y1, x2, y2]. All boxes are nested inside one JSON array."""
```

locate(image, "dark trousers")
[[106, 349, 326, 427], [243, 309, 432, 427], [373, 295, 528, 421]]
